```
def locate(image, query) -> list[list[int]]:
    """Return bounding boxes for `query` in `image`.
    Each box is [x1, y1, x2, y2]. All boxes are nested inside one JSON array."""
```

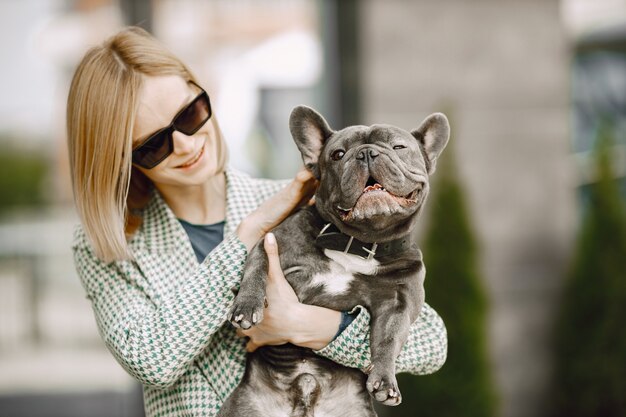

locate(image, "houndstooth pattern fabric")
[[316, 304, 448, 374], [73, 168, 447, 417]]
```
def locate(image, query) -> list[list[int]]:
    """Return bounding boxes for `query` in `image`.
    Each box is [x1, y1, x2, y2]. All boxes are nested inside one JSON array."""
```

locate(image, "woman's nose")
[[171, 130, 195, 155]]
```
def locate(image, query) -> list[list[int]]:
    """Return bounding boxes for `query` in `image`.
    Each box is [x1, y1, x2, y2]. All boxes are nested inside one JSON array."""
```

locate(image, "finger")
[[290, 169, 313, 195], [295, 167, 314, 183], [246, 340, 259, 352], [264, 233, 283, 282], [236, 328, 247, 338], [291, 177, 315, 207]]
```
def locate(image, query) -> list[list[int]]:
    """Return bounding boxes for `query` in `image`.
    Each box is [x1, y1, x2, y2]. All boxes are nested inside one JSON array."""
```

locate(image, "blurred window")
[[571, 27, 626, 201]]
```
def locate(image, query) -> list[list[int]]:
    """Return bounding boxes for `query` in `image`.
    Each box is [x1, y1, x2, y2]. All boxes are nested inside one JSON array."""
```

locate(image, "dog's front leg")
[[365, 307, 414, 406], [229, 241, 269, 330]]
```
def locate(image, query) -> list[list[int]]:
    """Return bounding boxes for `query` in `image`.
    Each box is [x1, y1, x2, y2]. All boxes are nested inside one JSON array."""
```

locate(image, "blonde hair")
[[67, 27, 227, 262]]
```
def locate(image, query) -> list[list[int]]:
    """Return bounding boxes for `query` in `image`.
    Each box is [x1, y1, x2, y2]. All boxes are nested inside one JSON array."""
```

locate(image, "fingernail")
[[265, 233, 276, 245]]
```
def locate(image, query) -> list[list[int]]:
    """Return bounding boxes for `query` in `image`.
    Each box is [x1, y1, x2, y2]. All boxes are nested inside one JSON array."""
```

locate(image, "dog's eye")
[[393, 144, 406, 150], [331, 150, 345, 161]]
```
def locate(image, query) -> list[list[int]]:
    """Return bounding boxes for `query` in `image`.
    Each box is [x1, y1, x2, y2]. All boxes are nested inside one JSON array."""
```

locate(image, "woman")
[[67, 27, 447, 416]]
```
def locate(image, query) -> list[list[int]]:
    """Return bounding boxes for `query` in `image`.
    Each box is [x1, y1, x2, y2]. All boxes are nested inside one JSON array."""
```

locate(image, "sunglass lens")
[[132, 89, 210, 169], [176, 93, 211, 135], [133, 130, 173, 168]]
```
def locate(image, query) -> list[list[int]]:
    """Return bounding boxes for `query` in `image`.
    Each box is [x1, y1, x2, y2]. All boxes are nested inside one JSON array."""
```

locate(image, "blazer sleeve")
[[73, 231, 247, 389], [314, 303, 448, 375]]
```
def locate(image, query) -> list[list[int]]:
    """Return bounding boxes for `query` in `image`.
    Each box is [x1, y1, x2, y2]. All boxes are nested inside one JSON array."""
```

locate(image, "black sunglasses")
[[132, 82, 212, 169]]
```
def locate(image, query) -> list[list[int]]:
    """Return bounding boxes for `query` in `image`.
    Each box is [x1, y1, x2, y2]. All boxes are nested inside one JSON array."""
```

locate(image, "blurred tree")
[[0, 141, 49, 215], [550, 124, 626, 417], [391, 139, 497, 417]]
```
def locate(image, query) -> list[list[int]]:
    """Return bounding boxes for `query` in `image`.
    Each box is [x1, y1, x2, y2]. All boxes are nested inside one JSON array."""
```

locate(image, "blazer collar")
[[140, 169, 247, 254]]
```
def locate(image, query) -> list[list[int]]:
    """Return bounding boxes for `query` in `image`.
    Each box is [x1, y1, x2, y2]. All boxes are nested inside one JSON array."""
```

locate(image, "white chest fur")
[[309, 250, 380, 296]]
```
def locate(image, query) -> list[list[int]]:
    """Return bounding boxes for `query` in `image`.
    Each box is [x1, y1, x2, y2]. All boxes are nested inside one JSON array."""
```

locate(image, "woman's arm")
[[73, 231, 248, 389], [237, 169, 318, 251], [314, 303, 448, 375]]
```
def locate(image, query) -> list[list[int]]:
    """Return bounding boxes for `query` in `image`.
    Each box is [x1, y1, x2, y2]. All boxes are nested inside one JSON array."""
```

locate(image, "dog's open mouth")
[[337, 177, 420, 221]]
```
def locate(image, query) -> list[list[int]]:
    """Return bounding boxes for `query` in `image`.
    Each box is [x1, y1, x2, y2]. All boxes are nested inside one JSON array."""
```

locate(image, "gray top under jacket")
[[178, 218, 226, 263]]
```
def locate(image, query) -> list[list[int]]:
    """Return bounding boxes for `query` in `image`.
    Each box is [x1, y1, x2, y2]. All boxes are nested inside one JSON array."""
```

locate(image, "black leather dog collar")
[[314, 223, 412, 259]]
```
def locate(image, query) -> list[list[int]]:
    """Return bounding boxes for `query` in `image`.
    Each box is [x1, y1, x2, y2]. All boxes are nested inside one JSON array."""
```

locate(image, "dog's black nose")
[[357, 148, 379, 161]]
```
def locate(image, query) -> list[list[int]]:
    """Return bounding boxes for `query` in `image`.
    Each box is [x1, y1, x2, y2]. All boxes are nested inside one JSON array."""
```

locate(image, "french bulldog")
[[219, 106, 449, 417]]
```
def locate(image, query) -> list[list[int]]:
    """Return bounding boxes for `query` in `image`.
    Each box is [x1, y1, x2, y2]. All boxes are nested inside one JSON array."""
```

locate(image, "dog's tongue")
[[364, 183, 384, 193]]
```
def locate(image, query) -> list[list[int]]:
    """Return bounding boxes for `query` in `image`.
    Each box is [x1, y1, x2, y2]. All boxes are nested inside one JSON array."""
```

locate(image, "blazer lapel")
[[224, 169, 256, 236], [132, 169, 250, 293], [131, 191, 197, 296]]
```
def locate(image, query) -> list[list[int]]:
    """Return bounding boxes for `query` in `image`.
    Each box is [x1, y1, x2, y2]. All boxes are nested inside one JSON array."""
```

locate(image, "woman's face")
[[132, 75, 222, 188]]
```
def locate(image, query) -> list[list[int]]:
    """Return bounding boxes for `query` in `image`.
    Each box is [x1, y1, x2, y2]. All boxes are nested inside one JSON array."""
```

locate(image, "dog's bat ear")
[[411, 113, 450, 174], [289, 105, 334, 179]]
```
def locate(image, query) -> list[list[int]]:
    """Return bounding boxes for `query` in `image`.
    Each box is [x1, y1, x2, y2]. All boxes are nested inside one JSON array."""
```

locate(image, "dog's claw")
[[229, 295, 265, 330], [366, 372, 402, 406]]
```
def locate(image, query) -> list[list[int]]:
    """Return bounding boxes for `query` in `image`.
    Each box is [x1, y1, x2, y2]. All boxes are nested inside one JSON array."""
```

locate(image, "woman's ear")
[[289, 105, 334, 179]]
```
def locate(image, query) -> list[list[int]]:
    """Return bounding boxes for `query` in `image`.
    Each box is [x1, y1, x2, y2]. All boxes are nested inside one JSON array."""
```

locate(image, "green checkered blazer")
[[73, 169, 447, 417]]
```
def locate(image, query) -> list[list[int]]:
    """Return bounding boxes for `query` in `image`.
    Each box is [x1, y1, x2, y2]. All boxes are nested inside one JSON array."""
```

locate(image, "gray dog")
[[219, 106, 449, 417]]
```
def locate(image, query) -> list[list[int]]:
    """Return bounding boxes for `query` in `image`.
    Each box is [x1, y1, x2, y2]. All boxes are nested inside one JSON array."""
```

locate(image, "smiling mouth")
[[177, 146, 204, 168], [337, 178, 420, 221]]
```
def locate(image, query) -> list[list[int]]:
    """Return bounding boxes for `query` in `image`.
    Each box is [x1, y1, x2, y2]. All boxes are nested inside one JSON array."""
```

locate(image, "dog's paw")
[[229, 295, 265, 330], [366, 371, 402, 406]]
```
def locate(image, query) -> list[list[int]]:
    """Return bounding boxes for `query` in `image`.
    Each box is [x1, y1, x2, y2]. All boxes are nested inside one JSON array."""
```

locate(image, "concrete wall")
[[358, 1, 576, 416]]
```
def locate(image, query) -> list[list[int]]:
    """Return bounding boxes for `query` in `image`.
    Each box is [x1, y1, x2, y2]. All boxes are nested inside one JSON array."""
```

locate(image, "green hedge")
[[0, 143, 49, 215], [550, 126, 626, 417]]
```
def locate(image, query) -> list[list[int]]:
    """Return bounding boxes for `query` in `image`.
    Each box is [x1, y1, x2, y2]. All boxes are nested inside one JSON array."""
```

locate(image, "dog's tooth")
[[252, 313, 258, 323]]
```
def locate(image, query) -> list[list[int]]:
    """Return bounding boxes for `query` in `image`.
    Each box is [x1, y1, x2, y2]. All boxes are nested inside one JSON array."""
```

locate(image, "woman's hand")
[[238, 233, 341, 352], [237, 168, 317, 251]]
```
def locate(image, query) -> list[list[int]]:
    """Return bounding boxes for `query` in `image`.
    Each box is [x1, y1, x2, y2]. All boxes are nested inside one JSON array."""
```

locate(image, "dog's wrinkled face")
[[290, 106, 449, 243]]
